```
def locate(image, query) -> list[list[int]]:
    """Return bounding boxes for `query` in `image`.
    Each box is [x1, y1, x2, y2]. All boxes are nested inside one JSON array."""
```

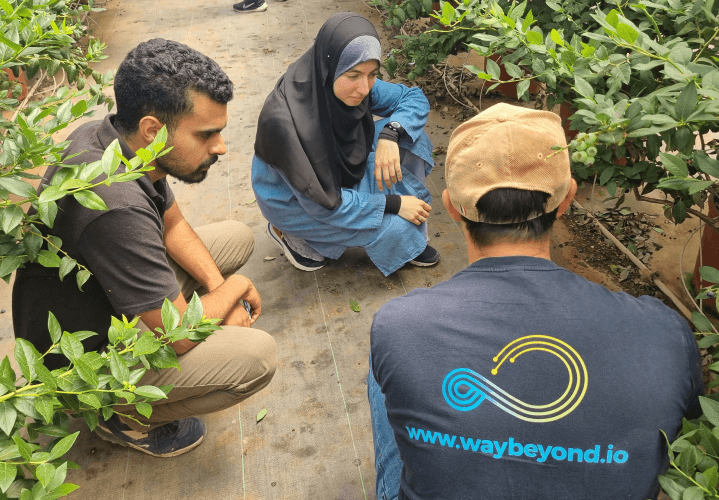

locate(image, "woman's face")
[[333, 60, 381, 107]]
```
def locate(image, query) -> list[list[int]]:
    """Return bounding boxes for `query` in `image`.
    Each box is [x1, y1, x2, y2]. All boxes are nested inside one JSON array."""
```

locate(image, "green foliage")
[[434, 0, 719, 231], [1, 1, 213, 498], [0, 297, 220, 499]]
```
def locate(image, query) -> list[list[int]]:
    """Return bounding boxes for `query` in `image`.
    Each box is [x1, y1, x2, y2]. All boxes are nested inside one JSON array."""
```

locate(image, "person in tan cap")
[[368, 103, 702, 500]]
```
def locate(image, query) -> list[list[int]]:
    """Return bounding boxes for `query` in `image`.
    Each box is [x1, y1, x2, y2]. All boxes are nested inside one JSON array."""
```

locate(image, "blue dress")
[[251, 79, 434, 276]]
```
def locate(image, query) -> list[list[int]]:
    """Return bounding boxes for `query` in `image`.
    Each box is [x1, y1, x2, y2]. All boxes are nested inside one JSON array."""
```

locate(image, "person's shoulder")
[[62, 119, 107, 163]]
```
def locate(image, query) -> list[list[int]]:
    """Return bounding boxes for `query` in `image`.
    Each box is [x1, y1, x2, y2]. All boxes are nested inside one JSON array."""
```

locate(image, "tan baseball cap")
[[445, 103, 571, 223]]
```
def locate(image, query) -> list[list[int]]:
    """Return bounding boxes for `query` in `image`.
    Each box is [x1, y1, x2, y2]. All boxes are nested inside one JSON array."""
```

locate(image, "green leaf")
[[349, 299, 361, 313], [76, 269, 91, 290], [74, 358, 98, 387], [659, 474, 685, 500], [659, 152, 689, 177], [146, 346, 179, 370], [550, 29, 564, 46], [504, 62, 522, 79], [12, 435, 31, 462], [46, 483, 80, 498], [615, 23, 638, 43], [525, 30, 543, 45], [599, 167, 615, 186], [47, 312, 62, 344], [256, 408, 268, 422], [129, 368, 148, 385], [35, 463, 55, 489], [58, 256, 76, 282], [673, 201, 687, 223], [161, 298, 180, 333], [676, 83, 698, 121], [441, 1, 455, 23], [77, 393, 101, 409], [669, 46, 692, 65], [0, 256, 22, 279], [0, 462, 16, 493], [184, 292, 203, 327], [109, 349, 130, 384], [573, 76, 595, 99], [135, 402, 152, 419], [682, 486, 704, 500], [101, 140, 122, 176], [0, 177, 35, 198], [133, 333, 161, 357], [71, 99, 88, 117], [0, 357, 15, 385], [14, 338, 39, 383], [516, 79, 530, 100], [33, 396, 54, 424], [59, 332, 83, 362], [133, 385, 168, 400], [698, 335, 719, 349], [485, 58, 501, 81], [0, 402, 17, 437], [38, 186, 69, 204], [694, 151, 719, 178], [699, 266, 719, 284], [72, 190, 108, 211], [1, 205, 23, 233], [704, 466, 719, 489], [692, 311, 714, 332], [37, 250, 61, 268], [47, 431, 79, 462], [701, 397, 719, 427]]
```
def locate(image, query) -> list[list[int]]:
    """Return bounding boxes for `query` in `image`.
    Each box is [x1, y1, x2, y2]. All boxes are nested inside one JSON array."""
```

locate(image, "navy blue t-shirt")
[[371, 256, 702, 500]]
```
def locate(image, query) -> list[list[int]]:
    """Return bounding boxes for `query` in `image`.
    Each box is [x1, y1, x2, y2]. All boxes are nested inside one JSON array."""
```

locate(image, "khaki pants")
[[116, 220, 277, 431]]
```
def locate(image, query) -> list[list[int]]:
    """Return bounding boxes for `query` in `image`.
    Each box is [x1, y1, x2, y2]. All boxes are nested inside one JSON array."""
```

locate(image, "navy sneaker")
[[95, 415, 206, 458], [409, 245, 440, 267], [266, 223, 325, 272], [233, 0, 267, 12]]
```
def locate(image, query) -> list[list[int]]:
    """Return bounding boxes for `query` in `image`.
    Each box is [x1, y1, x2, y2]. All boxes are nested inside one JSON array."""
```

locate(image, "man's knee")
[[222, 327, 277, 393], [198, 220, 255, 276], [226, 220, 255, 270]]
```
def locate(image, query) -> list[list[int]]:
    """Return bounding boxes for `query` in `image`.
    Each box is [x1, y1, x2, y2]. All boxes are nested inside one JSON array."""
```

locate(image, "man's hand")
[[398, 195, 431, 225], [140, 274, 261, 355], [375, 139, 402, 191], [222, 277, 261, 327]]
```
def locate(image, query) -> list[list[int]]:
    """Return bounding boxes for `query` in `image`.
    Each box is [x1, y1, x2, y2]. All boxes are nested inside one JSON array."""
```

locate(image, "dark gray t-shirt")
[[16, 114, 179, 324], [371, 256, 702, 500]]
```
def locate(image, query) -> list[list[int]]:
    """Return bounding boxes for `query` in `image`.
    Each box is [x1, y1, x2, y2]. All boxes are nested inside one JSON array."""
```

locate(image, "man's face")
[[156, 92, 228, 184]]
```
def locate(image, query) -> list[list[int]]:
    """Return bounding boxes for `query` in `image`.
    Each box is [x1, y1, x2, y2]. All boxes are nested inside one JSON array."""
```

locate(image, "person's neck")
[[121, 131, 165, 184], [465, 234, 552, 265]]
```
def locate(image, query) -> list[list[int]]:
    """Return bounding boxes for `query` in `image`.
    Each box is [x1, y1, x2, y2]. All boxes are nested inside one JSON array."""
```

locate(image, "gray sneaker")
[[95, 415, 206, 458]]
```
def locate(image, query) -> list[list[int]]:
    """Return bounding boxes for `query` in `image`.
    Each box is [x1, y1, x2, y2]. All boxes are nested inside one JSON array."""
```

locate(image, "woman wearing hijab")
[[252, 13, 437, 276]]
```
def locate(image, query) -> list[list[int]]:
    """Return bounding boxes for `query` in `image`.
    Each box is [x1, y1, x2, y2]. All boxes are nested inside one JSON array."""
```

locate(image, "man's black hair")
[[113, 38, 233, 135], [462, 189, 558, 247]]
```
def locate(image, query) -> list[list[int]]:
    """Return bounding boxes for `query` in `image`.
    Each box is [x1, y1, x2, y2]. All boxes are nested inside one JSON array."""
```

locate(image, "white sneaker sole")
[[233, 2, 267, 12], [266, 223, 325, 272], [95, 426, 205, 458]]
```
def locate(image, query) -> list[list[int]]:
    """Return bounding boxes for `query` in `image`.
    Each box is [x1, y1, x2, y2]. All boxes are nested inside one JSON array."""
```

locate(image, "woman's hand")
[[398, 196, 431, 225], [375, 139, 402, 191]]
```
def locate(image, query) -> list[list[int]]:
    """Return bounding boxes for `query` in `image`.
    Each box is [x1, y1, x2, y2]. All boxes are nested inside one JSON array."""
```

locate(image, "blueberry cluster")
[[571, 133, 598, 167]]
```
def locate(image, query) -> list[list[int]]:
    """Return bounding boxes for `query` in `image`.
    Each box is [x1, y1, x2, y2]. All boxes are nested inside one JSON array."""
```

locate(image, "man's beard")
[[156, 155, 218, 184]]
